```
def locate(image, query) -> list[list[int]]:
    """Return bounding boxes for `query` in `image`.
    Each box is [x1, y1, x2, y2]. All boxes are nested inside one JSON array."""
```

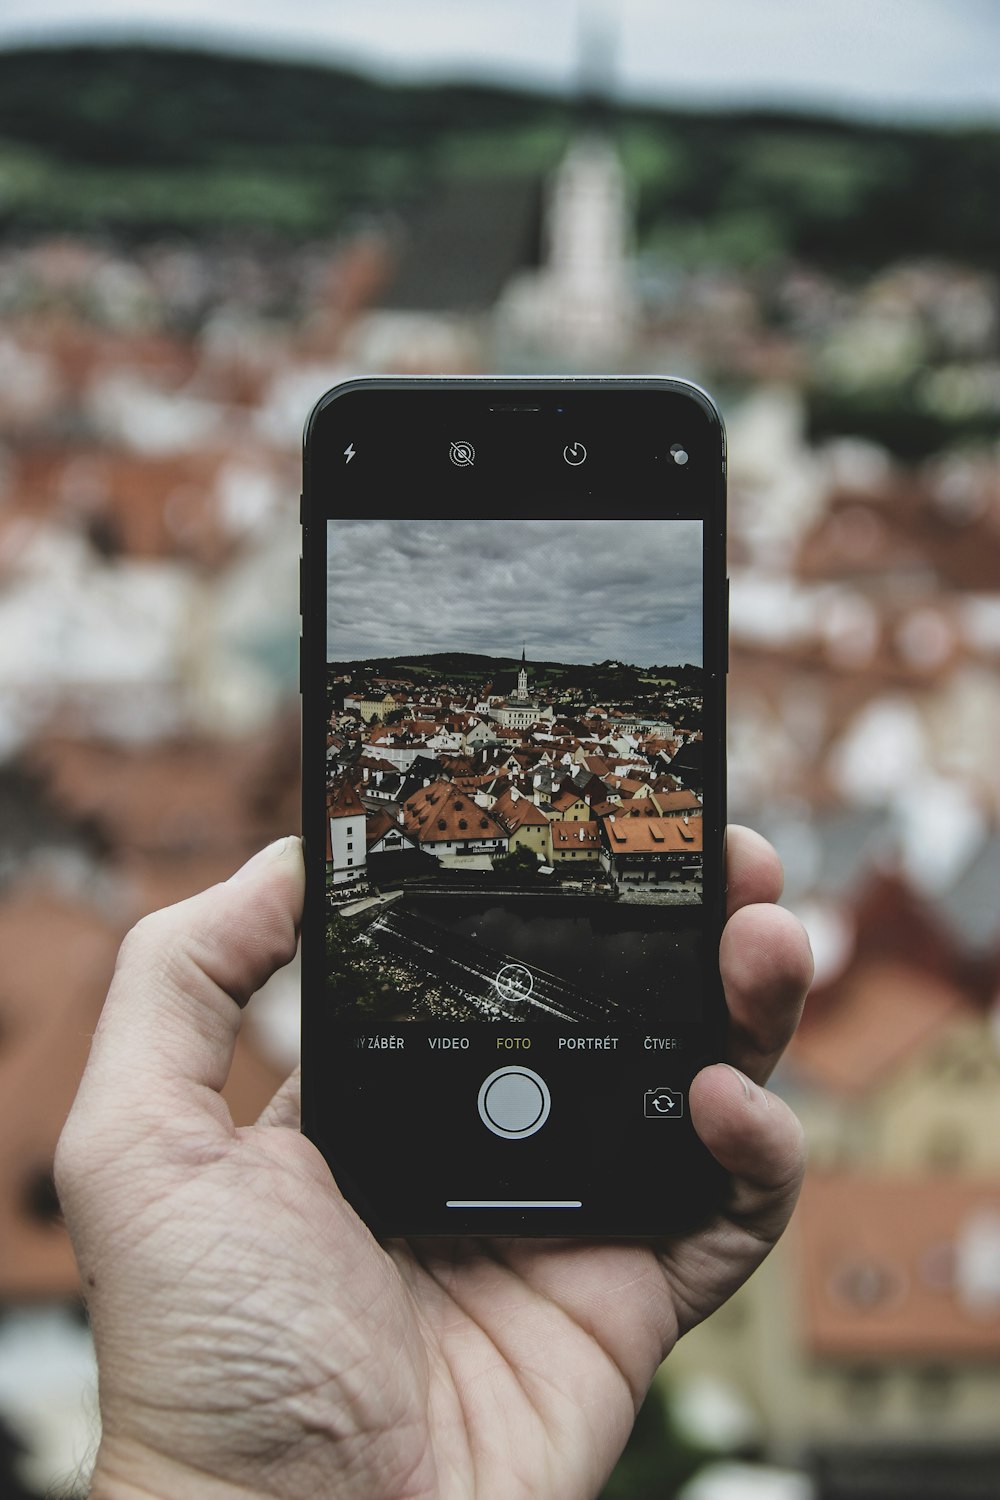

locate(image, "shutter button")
[[478, 1066, 551, 1139]]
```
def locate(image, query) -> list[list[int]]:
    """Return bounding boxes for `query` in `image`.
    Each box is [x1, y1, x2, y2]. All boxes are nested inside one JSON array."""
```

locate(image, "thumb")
[[69, 837, 303, 1134]]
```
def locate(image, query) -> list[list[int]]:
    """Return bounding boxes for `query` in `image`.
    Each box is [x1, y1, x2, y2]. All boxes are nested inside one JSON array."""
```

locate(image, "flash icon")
[[344, 443, 356, 464]]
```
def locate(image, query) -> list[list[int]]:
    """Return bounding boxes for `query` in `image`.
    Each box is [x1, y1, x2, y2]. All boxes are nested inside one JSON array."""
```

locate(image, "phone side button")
[[724, 576, 730, 673]]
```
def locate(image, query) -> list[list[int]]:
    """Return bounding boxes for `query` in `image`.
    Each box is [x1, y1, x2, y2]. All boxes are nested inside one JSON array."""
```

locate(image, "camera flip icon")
[[644, 1086, 684, 1119]]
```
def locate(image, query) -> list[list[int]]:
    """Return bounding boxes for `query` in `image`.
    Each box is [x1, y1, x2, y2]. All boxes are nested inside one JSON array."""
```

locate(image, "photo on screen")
[[324, 517, 705, 1025]]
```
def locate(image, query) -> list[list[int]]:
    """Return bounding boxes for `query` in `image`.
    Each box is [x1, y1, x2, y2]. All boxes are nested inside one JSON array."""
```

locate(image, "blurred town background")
[[1, 3, 1000, 1497]]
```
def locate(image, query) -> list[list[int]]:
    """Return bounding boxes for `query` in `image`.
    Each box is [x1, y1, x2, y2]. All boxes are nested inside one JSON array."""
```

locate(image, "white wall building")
[[327, 777, 367, 886]]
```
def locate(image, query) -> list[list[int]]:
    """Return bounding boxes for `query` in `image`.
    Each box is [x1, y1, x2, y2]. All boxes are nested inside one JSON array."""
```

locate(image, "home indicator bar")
[[446, 1200, 583, 1209]]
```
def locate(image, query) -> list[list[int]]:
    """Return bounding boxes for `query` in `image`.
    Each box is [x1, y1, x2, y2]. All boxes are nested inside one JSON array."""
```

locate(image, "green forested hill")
[[327, 654, 703, 697], [0, 42, 998, 268]]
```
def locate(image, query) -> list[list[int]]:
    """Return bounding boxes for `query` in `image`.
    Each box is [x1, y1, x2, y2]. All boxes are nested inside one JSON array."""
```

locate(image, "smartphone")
[[300, 377, 728, 1237]]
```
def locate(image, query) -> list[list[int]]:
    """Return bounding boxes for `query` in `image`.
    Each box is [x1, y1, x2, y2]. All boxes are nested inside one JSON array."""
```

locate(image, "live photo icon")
[[644, 1087, 684, 1119]]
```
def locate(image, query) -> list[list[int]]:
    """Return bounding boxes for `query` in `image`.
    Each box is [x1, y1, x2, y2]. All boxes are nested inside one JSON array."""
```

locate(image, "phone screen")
[[326, 514, 706, 1025], [302, 380, 727, 1235]]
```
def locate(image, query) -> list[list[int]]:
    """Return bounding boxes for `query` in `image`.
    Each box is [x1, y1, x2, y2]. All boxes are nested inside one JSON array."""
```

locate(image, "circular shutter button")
[[478, 1066, 551, 1139]]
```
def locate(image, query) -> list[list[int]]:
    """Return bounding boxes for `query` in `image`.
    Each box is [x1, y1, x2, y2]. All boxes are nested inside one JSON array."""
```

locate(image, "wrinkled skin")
[[56, 830, 811, 1500]]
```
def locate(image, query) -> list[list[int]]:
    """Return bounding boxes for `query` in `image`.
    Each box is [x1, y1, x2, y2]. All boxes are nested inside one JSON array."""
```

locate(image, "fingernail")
[[722, 1068, 773, 1104], [230, 837, 297, 882], [722, 1063, 751, 1097]]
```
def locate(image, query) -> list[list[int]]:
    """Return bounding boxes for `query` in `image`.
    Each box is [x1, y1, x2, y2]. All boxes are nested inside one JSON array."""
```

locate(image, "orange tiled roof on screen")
[[401, 780, 506, 844], [551, 821, 601, 849], [602, 815, 703, 852], [491, 788, 551, 833], [327, 776, 365, 821]]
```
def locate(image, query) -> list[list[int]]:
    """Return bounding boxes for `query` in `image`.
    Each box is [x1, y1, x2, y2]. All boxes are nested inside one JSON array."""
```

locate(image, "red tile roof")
[[607, 775, 651, 799], [0, 881, 285, 1300], [401, 780, 506, 846], [612, 799, 668, 819], [491, 788, 551, 833], [582, 756, 613, 776], [327, 775, 366, 821], [551, 820, 601, 850], [29, 726, 299, 862], [0, 886, 119, 1298], [438, 755, 477, 777], [358, 755, 399, 776], [652, 789, 703, 815], [7, 445, 247, 568], [798, 1173, 1000, 1359], [787, 958, 967, 1095], [550, 788, 588, 813], [602, 815, 703, 853], [365, 806, 419, 849]]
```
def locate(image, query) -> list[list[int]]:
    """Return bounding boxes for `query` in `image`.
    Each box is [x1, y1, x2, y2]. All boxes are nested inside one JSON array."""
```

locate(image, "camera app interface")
[[325, 517, 706, 1029]]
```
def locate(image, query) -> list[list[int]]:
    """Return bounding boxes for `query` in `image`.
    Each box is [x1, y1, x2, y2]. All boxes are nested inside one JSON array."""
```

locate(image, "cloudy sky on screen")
[[1, 0, 998, 120], [326, 518, 703, 668]]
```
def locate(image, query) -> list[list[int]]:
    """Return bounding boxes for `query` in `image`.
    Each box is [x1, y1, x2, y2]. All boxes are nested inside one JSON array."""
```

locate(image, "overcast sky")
[[327, 518, 702, 668], [2, 0, 998, 121]]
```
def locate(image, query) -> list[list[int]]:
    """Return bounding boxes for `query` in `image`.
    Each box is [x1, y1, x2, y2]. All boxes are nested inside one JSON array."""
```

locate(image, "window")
[[347, 842, 353, 851], [347, 857, 353, 866], [913, 1366, 954, 1413], [831, 1258, 901, 1311], [842, 1367, 883, 1415]]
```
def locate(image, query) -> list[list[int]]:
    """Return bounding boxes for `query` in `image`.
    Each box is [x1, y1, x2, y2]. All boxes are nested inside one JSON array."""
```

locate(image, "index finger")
[[721, 825, 813, 1085], [725, 824, 784, 917]]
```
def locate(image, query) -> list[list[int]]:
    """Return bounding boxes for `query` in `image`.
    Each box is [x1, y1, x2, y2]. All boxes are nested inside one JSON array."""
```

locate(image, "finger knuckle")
[[53, 1112, 88, 1198], [115, 908, 174, 975]]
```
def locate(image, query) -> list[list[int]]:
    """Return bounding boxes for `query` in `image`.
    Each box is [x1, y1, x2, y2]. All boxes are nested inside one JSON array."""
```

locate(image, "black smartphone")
[[300, 376, 728, 1237]]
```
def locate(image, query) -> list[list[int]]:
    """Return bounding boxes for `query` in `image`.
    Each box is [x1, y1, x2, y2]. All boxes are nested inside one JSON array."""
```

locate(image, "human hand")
[[56, 829, 811, 1500]]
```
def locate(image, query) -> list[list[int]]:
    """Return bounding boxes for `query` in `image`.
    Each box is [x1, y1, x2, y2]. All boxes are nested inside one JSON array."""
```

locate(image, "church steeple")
[[517, 647, 528, 701], [575, 0, 617, 133]]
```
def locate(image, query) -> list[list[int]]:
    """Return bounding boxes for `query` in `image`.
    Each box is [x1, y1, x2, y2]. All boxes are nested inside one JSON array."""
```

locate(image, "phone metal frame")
[[300, 376, 728, 1237]]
